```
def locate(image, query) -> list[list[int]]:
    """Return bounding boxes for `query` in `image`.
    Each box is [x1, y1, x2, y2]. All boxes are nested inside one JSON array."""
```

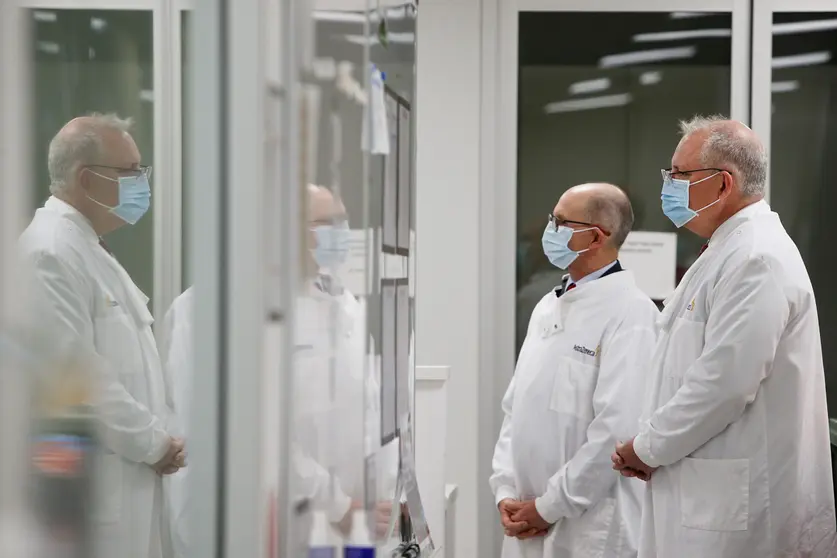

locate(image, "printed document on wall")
[[619, 231, 677, 300]]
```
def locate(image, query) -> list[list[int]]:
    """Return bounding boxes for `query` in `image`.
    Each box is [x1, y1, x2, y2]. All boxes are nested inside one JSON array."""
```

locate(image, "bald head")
[[561, 183, 634, 249], [48, 113, 135, 195], [307, 184, 347, 224], [677, 116, 767, 198]]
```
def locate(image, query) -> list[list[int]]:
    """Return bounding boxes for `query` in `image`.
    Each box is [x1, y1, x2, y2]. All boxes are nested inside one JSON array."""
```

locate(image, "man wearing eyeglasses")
[[612, 116, 836, 558], [19, 114, 180, 558], [490, 183, 658, 558]]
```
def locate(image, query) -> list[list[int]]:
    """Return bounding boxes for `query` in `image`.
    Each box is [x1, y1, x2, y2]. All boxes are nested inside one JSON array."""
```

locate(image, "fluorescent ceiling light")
[[599, 46, 696, 68], [640, 71, 662, 85], [344, 32, 415, 45], [633, 29, 730, 42], [33, 10, 56, 22], [568, 78, 610, 95], [545, 93, 632, 114], [670, 12, 717, 19], [773, 19, 837, 35], [90, 17, 107, 31], [36, 41, 60, 55], [771, 80, 799, 93], [772, 51, 831, 69]]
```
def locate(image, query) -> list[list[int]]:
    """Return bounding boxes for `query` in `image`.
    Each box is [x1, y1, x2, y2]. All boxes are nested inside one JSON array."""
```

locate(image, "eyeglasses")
[[661, 167, 725, 181], [87, 164, 153, 180], [547, 213, 610, 235]]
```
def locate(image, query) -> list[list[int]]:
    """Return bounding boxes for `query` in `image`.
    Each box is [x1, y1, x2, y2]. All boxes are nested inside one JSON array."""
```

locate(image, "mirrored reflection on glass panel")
[[31, 9, 155, 301], [516, 11, 731, 352], [770, 12, 837, 415]]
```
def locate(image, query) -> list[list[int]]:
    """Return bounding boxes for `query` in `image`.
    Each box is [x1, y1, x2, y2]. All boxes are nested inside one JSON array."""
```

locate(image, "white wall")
[[415, 0, 488, 556]]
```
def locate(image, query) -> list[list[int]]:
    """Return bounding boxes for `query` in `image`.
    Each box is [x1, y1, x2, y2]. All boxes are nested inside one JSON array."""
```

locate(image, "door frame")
[[479, 0, 751, 552], [19, 0, 185, 321], [751, 0, 837, 204]]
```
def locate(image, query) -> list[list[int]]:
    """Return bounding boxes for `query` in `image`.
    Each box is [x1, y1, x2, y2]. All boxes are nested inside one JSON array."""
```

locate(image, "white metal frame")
[[19, 0, 186, 322], [752, 0, 837, 204], [479, 0, 751, 554]]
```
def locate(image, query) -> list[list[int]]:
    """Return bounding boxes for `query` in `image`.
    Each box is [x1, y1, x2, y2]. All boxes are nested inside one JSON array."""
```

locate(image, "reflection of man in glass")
[[19, 114, 181, 558]]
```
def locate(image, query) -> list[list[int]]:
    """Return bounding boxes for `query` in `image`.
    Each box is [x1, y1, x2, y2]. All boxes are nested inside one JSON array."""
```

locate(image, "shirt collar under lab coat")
[[566, 260, 618, 290]]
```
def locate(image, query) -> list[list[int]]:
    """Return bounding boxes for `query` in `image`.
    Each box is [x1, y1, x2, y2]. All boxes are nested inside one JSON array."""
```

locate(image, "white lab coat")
[[159, 279, 387, 555], [19, 197, 174, 558], [491, 269, 658, 558], [633, 201, 837, 558]]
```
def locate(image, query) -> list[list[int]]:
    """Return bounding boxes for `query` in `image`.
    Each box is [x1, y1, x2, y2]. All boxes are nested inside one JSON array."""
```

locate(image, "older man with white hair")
[[613, 116, 837, 557], [19, 114, 181, 558]]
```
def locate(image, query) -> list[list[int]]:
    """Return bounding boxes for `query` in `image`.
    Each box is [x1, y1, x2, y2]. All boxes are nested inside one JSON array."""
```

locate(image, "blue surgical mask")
[[86, 170, 151, 225], [661, 171, 721, 228], [542, 224, 594, 269], [311, 223, 350, 270]]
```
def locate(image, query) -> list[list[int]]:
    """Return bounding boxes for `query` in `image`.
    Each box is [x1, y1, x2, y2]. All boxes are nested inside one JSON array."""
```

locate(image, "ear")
[[76, 166, 91, 191], [719, 171, 733, 199], [592, 228, 609, 249]]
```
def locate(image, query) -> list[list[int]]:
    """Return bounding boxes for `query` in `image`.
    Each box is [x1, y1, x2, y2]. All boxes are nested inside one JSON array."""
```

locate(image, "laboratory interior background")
[[1, 0, 837, 556]]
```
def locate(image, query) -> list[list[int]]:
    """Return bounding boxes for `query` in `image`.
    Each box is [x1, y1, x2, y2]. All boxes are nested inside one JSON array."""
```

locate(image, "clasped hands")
[[152, 437, 187, 476], [611, 438, 656, 481], [498, 499, 551, 539]]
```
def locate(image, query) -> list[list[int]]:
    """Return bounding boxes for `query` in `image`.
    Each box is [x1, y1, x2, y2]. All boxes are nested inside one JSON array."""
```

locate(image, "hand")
[[498, 499, 530, 537], [509, 500, 551, 533], [153, 437, 185, 475], [612, 438, 656, 481]]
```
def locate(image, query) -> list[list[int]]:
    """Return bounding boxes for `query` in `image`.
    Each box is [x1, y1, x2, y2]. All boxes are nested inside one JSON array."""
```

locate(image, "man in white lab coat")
[[19, 114, 182, 558], [613, 116, 837, 557], [160, 185, 392, 554], [490, 183, 658, 558]]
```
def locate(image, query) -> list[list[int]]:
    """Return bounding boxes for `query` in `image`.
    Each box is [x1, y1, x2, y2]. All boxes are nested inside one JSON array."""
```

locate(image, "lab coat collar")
[[708, 199, 770, 248], [558, 267, 635, 304], [44, 196, 99, 244]]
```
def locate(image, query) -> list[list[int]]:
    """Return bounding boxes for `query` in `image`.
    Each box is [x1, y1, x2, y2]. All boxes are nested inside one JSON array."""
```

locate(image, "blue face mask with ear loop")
[[85, 169, 151, 225], [661, 170, 722, 228], [541, 224, 596, 269], [311, 221, 351, 270]]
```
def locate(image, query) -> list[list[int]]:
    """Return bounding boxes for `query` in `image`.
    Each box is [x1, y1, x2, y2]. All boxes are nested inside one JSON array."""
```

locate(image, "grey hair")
[[678, 114, 767, 197], [585, 185, 634, 250], [48, 113, 134, 195]]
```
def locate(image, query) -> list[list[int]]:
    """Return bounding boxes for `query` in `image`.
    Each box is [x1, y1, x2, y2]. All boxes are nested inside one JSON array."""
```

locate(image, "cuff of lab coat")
[[534, 494, 562, 525], [633, 431, 660, 469], [326, 491, 353, 524], [144, 428, 171, 465], [494, 486, 518, 507]]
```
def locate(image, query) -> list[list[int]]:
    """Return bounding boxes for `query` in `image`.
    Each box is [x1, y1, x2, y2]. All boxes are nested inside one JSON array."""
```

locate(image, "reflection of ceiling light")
[[599, 46, 696, 68], [771, 80, 799, 93], [640, 71, 662, 85], [633, 29, 730, 42], [772, 51, 831, 69], [545, 93, 632, 114], [90, 17, 107, 31], [313, 11, 365, 24], [773, 19, 837, 35], [670, 12, 717, 19], [139, 90, 155, 103], [344, 32, 415, 45], [33, 11, 56, 22], [36, 41, 60, 55], [88, 47, 95, 59], [568, 78, 610, 95]]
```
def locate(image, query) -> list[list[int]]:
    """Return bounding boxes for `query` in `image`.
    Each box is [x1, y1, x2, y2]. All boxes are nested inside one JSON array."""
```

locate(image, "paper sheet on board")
[[618, 231, 677, 300]]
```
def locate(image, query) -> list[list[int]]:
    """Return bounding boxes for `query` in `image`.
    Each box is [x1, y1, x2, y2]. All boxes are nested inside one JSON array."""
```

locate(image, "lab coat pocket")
[[93, 453, 123, 523], [679, 457, 749, 531], [549, 357, 597, 421], [94, 311, 142, 375]]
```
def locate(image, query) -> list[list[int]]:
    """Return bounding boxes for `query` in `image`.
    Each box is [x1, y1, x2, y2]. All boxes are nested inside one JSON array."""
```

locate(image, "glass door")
[[752, 0, 837, 417], [498, 0, 751, 353]]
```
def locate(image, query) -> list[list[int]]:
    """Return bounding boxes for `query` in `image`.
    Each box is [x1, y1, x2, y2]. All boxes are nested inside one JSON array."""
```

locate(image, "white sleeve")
[[293, 447, 353, 523], [634, 256, 788, 468], [31, 252, 169, 464], [490, 376, 518, 505], [535, 322, 656, 524]]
